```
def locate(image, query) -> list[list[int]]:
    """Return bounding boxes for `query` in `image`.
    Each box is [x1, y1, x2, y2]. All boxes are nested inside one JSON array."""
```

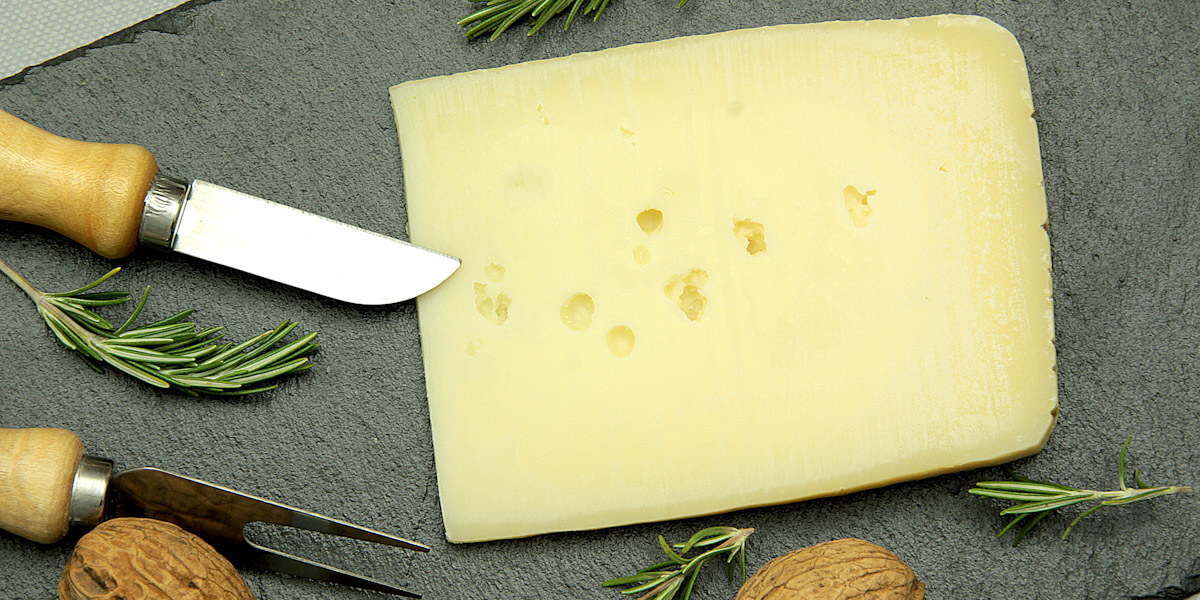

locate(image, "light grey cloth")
[[0, 0, 186, 78]]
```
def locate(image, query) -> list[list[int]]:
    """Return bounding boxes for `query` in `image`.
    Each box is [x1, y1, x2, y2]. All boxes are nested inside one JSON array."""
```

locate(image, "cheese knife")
[[0, 427, 427, 596], [0, 109, 459, 304]]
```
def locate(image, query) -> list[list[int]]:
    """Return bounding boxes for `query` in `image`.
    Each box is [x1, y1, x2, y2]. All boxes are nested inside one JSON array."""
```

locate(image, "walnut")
[[58, 517, 255, 600], [735, 538, 924, 600]]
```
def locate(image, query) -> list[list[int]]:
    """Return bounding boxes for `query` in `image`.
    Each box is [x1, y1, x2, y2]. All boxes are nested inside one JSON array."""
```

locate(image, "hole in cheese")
[[733, 219, 766, 255], [560, 294, 595, 331], [844, 185, 877, 227], [633, 245, 650, 265], [637, 209, 663, 235], [606, 326, 635, 357], [665, 269, 709, 322], [473, 283, 510, 325]]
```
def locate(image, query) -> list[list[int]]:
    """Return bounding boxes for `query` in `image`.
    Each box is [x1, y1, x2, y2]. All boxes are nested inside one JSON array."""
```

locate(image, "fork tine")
[[233, 542, 422, 598], [271, 505, 430, 552]]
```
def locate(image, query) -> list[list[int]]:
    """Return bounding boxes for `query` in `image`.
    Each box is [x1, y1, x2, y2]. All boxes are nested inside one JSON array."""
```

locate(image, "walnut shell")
[[736, 538, 924, 600], [58, 517, 255, 600]]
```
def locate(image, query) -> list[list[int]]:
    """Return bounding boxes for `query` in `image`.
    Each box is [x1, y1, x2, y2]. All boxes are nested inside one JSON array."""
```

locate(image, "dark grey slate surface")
[[0, 2, 1197, 599]]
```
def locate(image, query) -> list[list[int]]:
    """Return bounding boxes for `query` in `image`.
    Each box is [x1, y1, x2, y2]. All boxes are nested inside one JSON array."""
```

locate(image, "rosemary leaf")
[[122, 323, 198, 339], [168, 376, 243, 389], [193, 329, 276, 370], [228, 332, 319, 376], [1, 257, 317, 396], [225, 357, 313, 385], [72, 291, 130, 302], [659, 535, 686, 563], [1062, 505, 1102, 539], [115, 286, 151, 334], [999, 493, 1093, 514], [617, 578, 667, 595], [206, 385, 277, 397], [968, 489, 1061, 502], [103, 353, 172, 388], [603, 573, 662, 586], [639, 561, 679, 574], [51, 300, 114, 330], [1012, 511, 1050, 546], [971, 437, 1190, 545], [99, 344, 194, 365], [59, 295, 130, 307], [102, 337, 176, 347], [1010, 473, 1082, 491], [46, 267, 121, 297], [42, 313, 81, 351], [177, 345, 224, 361], [140, 308, 197, 329], [680, 568, 701, 599], [154, 328, 224, 353], [1134, 469, 1152, 489], [972, 481, 1081, 494], [1117, 436, 1131, 489]]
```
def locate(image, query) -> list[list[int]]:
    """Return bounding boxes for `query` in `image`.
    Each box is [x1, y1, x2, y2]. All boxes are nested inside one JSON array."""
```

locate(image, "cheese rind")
[[391, 15, 1056, 543]]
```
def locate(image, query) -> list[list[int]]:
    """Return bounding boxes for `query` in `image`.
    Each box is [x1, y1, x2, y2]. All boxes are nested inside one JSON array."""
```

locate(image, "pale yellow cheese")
[[390, 15, 1056, 543]]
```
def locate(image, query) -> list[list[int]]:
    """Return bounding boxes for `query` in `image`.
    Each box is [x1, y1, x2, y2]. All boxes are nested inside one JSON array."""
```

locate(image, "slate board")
[[1, 2, 1197, 599]]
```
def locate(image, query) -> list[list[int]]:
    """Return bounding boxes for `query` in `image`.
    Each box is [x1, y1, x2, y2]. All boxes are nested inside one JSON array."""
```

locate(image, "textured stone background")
[[0, 2, 1197, 599]]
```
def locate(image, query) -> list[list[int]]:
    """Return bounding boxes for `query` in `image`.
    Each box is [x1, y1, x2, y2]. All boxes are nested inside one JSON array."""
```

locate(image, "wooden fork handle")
[[0, 428, 85, 543]]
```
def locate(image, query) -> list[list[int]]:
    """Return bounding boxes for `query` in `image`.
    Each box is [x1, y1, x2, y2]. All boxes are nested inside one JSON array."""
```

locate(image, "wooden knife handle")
[[0, 428, 84, 544], [0, 109, 157, 258]]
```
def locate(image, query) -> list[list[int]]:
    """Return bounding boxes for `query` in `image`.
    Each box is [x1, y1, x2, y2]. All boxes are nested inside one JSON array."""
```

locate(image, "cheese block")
[[390, 15, 1056, 543]]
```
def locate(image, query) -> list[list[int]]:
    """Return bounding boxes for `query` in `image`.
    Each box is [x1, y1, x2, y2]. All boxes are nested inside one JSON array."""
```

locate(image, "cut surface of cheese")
[[390, 15, 1056, 543]]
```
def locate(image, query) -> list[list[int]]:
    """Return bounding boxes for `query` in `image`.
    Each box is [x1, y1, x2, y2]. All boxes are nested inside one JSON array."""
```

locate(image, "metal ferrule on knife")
[[137, 173, 189, 251]]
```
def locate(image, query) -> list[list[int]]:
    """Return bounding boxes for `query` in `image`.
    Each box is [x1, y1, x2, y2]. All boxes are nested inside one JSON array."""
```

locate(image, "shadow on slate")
[[1132, 559, 1200, 600]]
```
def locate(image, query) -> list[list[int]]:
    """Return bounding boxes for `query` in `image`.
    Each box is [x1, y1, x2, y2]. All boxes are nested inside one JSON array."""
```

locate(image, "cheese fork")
[[0, 427, 428, 597]]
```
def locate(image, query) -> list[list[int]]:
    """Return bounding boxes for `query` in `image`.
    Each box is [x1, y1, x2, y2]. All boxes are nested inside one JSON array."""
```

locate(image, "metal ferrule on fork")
[[68, 454, 112, 529]]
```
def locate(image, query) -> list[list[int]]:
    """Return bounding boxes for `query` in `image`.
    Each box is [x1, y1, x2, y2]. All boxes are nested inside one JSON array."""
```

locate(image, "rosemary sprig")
[[970, 437, 1191, 546], [460, 0, 691, 40], [0, 257, 317, 396], [603, 526, 752, 600]]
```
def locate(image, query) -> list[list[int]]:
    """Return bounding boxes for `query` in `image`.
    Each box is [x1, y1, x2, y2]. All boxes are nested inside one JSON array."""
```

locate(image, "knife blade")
[[0, 109, 459, 304]]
